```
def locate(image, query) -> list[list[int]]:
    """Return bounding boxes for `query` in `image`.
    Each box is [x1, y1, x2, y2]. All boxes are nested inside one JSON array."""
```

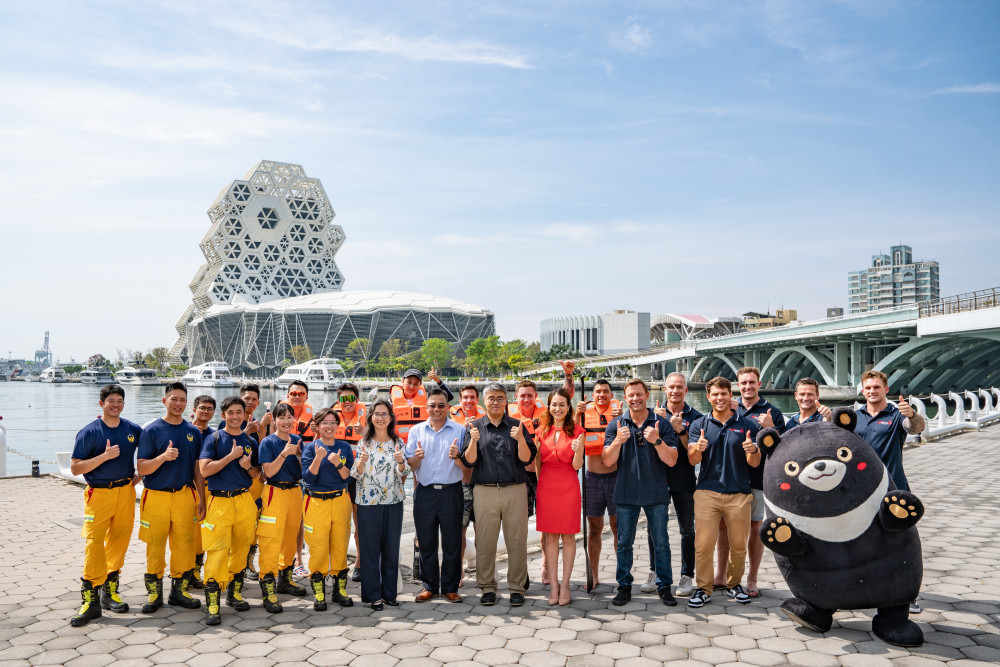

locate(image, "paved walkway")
[[2, 429, 999, 666]]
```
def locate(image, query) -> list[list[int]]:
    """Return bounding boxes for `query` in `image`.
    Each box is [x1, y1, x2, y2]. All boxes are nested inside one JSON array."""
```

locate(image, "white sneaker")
[[640, 571, 657, 593], [675, 575, 694, 597]]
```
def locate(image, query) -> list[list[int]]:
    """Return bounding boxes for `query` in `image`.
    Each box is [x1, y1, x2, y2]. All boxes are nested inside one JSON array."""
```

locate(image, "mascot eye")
[[836, 447, 853, 462], [784, 462, 800, 476]]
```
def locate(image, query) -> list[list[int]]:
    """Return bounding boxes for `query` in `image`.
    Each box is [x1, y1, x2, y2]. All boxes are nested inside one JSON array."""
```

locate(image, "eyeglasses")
[[485, 397, 506, 404], [338, 395, 357, 403], [372, 413, 391, 419], [288, 391, 307, 397]]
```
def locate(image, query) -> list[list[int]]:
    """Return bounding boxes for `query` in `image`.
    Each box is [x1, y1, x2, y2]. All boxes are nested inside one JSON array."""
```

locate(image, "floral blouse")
[[350, 438, 410, 505]]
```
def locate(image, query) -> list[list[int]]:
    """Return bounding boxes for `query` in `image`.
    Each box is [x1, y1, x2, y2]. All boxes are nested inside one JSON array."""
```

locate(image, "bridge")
[[527, 287, 1000, 395]]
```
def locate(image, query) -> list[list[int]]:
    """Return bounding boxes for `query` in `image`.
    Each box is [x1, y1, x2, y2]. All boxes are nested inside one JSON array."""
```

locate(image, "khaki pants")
[[694, 489, 752, 596], [473, 484, 528, 595]]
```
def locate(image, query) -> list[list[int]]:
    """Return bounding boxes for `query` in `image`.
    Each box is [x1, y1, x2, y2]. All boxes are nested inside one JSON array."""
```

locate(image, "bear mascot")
[[756, 408, 924, 647]]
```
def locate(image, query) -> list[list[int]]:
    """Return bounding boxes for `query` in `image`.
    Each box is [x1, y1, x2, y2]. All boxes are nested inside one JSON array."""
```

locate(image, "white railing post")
[[0, 415, 6, 477], [947, 392, 967, 424], [979, 389, 996, 415], [964, 390, 981, 422], [907, 395, 930, 439], [929, 394, 949, 427]]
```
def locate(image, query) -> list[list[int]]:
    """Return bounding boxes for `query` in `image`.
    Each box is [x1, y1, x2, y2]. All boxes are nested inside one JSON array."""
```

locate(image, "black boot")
[[168, 570, 201, 609], [244, 544, 259, 582], [100, 570, 129, 613], [70, 580, 102, 627], [329, 569, 354, 608], [189, 553, 205, 589], [310, 572, 326, 611], [141, 574, 163, 614], [205, 580, 221, 625], [873, 604, 924, 647], [260, 573, 283, 614], [226, 572, 251, 611], [780, 597, 834, 633], [277, 565, 306, 597]]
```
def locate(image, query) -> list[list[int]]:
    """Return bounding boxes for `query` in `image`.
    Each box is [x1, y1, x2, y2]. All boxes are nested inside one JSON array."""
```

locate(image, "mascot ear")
[[833, 407, 857, 431], [757, 427, 781, 452]]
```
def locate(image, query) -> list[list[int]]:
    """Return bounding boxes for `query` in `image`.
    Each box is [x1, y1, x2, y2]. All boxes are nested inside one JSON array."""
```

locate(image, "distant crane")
[[34, 331, 52, 366]]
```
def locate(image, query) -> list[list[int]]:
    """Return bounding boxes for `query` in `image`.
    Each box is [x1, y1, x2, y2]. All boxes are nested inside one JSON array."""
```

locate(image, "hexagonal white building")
[[171, 160, 494, 376]]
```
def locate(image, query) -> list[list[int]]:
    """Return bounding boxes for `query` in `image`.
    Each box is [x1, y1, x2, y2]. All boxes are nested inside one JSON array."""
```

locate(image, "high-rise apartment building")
[[848, 244, 939, 314]]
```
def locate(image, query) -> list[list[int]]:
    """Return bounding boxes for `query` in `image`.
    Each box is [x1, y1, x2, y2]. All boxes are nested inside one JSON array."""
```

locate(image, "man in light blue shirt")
[[405, 388, 467, 602]]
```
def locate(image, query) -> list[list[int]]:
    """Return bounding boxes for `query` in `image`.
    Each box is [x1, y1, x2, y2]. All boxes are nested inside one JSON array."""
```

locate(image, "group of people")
[[69, 361, 923, 627]]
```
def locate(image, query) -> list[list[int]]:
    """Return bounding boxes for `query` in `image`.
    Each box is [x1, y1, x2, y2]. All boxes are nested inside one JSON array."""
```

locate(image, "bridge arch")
[[760, 346, 835, 388], [691, 353, 741, 382]]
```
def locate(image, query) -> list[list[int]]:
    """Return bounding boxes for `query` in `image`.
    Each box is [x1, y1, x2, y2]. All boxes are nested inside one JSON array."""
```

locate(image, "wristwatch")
[[654, 438, 663, 446], [677, 428, 688, 436], [334, 461, 344, 470]]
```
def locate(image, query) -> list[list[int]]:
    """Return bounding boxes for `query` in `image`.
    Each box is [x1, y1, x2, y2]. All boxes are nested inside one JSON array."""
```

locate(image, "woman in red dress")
[[534, 388, 585, 605]]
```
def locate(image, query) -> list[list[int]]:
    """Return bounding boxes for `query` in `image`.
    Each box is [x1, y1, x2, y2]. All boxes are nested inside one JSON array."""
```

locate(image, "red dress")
[[535, 425, 585, 534]]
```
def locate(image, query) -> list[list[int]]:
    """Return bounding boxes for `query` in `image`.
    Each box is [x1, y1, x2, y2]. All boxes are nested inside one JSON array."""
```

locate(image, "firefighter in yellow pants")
[[69, 384, 144, 627], [199, 397, 261, 625], [301, 408, 356, 610], [190, 394, 219, 589]]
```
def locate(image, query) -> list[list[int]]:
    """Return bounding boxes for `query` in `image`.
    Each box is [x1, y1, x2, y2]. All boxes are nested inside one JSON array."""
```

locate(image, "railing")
[[891, 387, 1000, 443], [919, 286, 1000, 318]]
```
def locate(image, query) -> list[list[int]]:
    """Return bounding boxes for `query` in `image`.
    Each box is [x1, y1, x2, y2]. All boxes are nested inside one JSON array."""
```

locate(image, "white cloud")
[[932, 83, 1000, 95], [608, 16, 653, 54]]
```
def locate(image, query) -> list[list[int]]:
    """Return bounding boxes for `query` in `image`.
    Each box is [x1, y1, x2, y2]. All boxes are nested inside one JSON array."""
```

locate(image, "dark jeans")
[[617, 502, 672, 590], [414, 483, 463, 595], [357, 502, 403, 603], [646, 490, 695, 577]]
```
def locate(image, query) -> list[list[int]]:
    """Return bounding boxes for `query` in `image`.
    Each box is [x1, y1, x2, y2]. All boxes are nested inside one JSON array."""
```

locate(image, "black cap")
[[402, 368, 423, 379]]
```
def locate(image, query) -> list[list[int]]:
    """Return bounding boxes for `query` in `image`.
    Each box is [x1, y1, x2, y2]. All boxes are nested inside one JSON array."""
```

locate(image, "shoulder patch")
[[187, 433, 194, 441]]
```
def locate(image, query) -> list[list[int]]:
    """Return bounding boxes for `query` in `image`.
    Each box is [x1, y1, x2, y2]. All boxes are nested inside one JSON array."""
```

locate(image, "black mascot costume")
[[756, 408, 924, 647]]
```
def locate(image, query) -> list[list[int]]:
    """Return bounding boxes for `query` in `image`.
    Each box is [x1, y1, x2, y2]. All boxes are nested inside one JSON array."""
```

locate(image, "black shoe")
[[226, 573, 251, 611], [168, 570, 201, 609], [612, 586, 632, 606], [100, 570, 129, 613], [260, 574, 283, 614], [480, 592, 497, 606], [330, 569, 354, 608], [352, 568, 362, 582], [657, 587, 677, 606], [205, 580, 221, 626], [141, 574, 163, 614], [384, 599, 399, 607], [510, 593, 525, 607], [70, 580, 102, 627], [370, 601, 383, 611], [189, 553, 205, 589], [276, 566, 306, 597]]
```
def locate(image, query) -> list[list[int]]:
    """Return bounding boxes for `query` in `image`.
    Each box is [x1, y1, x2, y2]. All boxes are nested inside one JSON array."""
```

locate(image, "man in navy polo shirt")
[[786, 377, 832, 430], [602, 378, 680, 607], [69, 383, 144, 626], [688, 376, 761, 608]]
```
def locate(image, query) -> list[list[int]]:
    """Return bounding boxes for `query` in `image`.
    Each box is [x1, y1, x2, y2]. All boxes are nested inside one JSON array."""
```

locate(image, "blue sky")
[[1, 0, 998, 363]]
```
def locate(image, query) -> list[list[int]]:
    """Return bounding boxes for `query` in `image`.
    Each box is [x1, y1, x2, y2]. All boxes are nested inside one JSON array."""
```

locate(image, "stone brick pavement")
[[1, 429, 999, 666]]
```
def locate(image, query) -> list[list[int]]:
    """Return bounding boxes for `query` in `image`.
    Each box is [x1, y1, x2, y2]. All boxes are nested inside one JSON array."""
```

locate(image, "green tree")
[[64, 364, 84, 375], [378, 338, 404, 360], [418, 338, 453, 371], [345, 338, 373, 370], [464, 335, 501, 375], [289, 345, 313, 364]]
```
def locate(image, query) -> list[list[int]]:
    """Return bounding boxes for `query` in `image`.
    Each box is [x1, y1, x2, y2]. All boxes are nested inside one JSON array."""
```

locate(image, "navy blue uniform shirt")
[[138, 419, 203, 491], [786, 411, 824, 430], [606, 408, 678, 507], [301, 439, 353, 491], [258, 433, 303, 484], [663, 404, 703, 495], [737, 397, 785, 490], [689, 412, 761, 495], [72, 418, 143, 485], [855, 404, 910, 491], [200, 430, 256, 492]]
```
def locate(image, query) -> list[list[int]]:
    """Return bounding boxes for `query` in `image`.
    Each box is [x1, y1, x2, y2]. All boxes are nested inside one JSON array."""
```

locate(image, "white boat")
[[80, 367, 115, 384], [114, 366, 161, 386], [39, 366, 68, 383], [181, 361, 237, 388], [275, 358, 346, 392]]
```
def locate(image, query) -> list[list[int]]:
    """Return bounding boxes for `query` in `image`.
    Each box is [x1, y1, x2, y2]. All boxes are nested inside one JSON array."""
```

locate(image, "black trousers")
[[413, 483, 463, 595], [648, 490, 695, 577], [357, 501, 403, 603]]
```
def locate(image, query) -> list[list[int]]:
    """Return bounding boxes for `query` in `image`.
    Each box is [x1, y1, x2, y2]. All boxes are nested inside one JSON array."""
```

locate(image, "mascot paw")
[[880, 492, 924, 531], [780, 598, 834, 633], [872, 614, 924, 647], [760, 517, 807, 557], [766, 517, 793, 543]]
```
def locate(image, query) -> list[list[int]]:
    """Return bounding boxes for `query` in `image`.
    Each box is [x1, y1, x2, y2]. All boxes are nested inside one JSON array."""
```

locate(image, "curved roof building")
[[172, 161, 494, 375]]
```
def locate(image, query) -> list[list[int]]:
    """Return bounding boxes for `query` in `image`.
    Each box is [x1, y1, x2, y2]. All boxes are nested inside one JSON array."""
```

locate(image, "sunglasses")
[[338, 395, 357, 403], [288, 391, 307, 397]]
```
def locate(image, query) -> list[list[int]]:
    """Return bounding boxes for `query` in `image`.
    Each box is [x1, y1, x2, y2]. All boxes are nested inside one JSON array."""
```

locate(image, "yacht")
[[80, 367, 115, 384], [39, 366, 69, 383], [181, 361, 237, 388], [275, 358, 346, 392], [115, 365, 161, 386]]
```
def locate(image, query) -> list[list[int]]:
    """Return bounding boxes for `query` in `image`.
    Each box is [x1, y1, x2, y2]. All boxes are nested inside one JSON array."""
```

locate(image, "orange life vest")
[[581, 399, 622, 456], [390, 384, 426, 443], [280, 399, 314, 441], [508, 400, 546, 436], [450, 404, 486, 425], [333, 401, 366, 444]]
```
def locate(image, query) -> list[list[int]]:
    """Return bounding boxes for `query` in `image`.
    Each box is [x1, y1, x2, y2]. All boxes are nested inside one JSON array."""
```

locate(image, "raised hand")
[[281, 440, 300, 458], [653, 400, 667, 418], [817, 402, 833, 421], [614, 423, 630, 445], [468, 426, 480, 444], [510, 421, 523, 441], [228, 440, 243, 461], [643, 425, 659, 444], [693, 432, 709, 453], [104, 439, 120, 460], [898, 395, 915, 418], [414, 441, 425, 461], [757, 409, 775, 429], [669, 410, 684, 433], [448, 438, 459, 459], [260, 412, 274, 430], [742, 431, 757, 454], [239, 454, 252, 470], [163, 440, 179, 461], [393, 443, 405, 464], [357, 447, 370, 465], [245, 418, 260, 435], [326, 450, 342, 466], [611, 402, 622, 417], [730, 397, 739, 411], [429, 367, 440, 383], [559, 359, 575, 376], [314, 443, 327, 460], [571, 434, 584, 454]]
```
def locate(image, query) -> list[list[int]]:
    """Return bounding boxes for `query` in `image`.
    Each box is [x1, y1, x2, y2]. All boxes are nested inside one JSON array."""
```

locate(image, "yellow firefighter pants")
[[257, 485, 303, 578], [81, 484, 136, 586], [202, 492, 257, 587], [303, 492, 351, 576], [139, 487, 197, 579]]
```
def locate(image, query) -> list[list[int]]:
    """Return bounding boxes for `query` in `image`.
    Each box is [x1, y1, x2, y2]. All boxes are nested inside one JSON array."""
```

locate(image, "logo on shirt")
[[187, 433, 194, 442], [877, 420, 891, 425], [729, 428, 745, 434], [127, 434, 135, 443], [244, 445, 253, 456]]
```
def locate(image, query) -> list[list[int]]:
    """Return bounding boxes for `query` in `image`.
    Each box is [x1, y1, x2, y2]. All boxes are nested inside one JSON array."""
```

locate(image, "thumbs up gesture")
[[669, 410, 684, 434], [510, 421, 523, 441], [757, 409, 775, 429], [414, 440, 425, 461], [742, 430, 757, 454], [314, 443, 327, 460], [239, 453, 252, 470], [429, 367, 441, 383], [898, 395, 915, 418], [357, 447, 370, 465], [228, 440, 243, 461], [104, 439, 120, 460], [611, 401, 622, 417], [817, 402, 833, 421], [559, 359, 575, 376], [653, 400, 667, 418], [571, 434, 584, 454], [694, 432, 709, 453], [613, 422, 630, 446], [281, 440, 300, 458], [643, 425, 660, 444], [393, 442, 405, 464], [162, 440, 179, 461], [468, 425, 480, 444], [448, 438, 459, 459]]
